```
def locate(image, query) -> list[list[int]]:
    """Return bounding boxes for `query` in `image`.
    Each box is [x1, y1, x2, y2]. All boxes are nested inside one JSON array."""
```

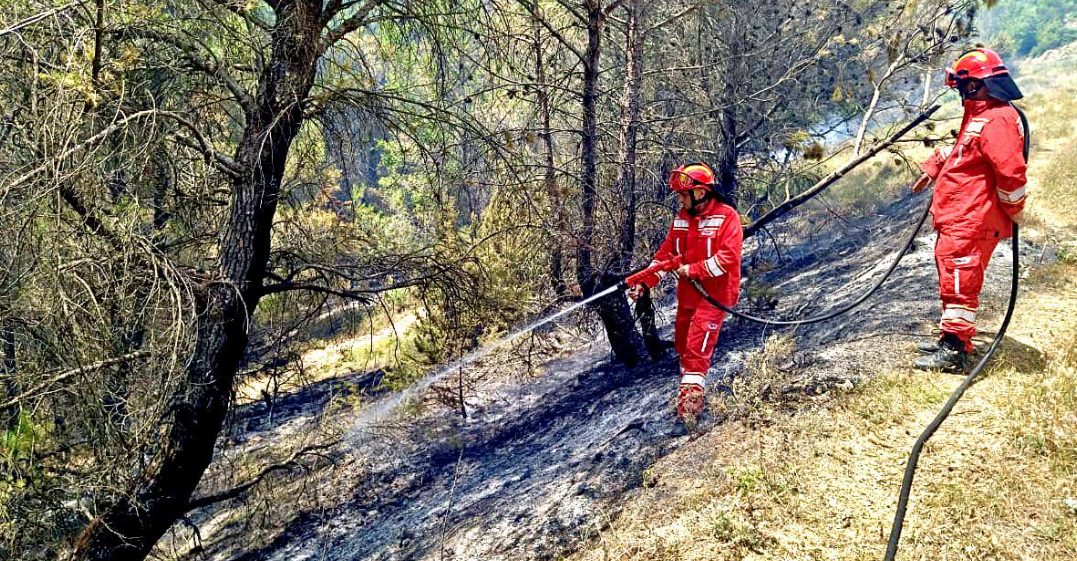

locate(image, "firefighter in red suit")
[[912, 48, 1027, 372], [627, 163, 743, 422]]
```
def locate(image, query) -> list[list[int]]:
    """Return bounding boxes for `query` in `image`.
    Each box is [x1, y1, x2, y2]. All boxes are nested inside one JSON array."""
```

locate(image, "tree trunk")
[[576, 1, 601, 296], [72, 3, 324, 559], [717, 70, 738, 199], [615, 0, 643, 270], [576, 1, 648, 367], [534, 15, 567, 296], [1, 321, 17, 431]]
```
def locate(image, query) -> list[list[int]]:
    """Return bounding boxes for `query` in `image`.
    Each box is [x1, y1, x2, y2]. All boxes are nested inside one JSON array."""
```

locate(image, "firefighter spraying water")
[[624, 163, 743, 426]]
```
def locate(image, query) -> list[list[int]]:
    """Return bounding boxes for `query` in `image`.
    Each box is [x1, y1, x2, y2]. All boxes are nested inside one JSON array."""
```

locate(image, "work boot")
[[677, 384, 705, 427], [915, 339, 941, 354], [913, 335, 968, 373]]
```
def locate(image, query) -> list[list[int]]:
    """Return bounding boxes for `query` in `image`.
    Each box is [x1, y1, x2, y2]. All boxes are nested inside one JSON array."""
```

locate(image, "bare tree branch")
[[185, 444, 335, 512], [0, 351, 150, 409], [744, 104, 941, 239], [0, 2, 83, 38]]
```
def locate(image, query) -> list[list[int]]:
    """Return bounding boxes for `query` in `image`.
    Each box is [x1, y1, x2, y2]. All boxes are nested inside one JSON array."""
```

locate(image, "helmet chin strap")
[[958, 79, 985, 100], [686, 189, 708, 215]]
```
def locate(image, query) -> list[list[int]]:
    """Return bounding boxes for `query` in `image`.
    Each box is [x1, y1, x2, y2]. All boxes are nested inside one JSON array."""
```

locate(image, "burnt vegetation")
[[0, 0, 988, 559]]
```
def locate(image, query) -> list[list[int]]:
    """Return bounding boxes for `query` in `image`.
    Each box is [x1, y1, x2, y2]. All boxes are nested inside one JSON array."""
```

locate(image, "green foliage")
[[0, 413, 46, 475], [981, 0, 1077, 57]]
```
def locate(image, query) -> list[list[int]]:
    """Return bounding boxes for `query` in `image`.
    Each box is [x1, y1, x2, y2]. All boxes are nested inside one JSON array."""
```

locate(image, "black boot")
[[915, 339, 941, 354], [913, 334, 968, 373]]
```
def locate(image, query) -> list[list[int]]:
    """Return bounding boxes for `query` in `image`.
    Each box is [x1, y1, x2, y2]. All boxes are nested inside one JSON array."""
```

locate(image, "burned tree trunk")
[[575, 0, 648, 367]]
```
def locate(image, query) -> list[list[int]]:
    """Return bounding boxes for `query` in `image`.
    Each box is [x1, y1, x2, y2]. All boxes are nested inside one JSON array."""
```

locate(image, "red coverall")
[[639, 198, 743, 389], [920, 99, 1027, 351]]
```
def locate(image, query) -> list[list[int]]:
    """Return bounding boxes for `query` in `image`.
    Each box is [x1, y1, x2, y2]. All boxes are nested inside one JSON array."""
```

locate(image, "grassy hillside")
[[568, 45, 1077, 561]]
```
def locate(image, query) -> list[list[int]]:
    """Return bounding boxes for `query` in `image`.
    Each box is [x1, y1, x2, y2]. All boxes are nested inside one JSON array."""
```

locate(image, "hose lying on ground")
[[687, 193, 932, 326]]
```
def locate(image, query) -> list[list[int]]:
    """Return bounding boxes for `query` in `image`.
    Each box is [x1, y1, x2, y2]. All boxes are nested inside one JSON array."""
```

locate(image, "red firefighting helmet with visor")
[[945, 47, 1023, 101], [669, 163, 716, 193], [945, 48, 1008, 87]]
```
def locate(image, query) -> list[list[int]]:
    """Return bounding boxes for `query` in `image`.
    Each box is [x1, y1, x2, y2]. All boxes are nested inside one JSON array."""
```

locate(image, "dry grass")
[[569, 46, 1077, 561], [571, 264, 1077, 561]]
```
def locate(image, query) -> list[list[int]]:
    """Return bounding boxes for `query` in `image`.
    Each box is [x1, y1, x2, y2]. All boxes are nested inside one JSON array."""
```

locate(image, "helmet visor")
[[669, 170, 700, 191]]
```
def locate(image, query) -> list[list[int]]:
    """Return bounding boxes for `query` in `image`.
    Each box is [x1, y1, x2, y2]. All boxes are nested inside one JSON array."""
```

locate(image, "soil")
[[177, 190, 1041, 561]]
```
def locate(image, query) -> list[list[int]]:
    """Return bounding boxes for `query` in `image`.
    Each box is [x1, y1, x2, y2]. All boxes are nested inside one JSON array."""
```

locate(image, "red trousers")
[[674, 300, 726, 387], [934, 232, 1001, 352]]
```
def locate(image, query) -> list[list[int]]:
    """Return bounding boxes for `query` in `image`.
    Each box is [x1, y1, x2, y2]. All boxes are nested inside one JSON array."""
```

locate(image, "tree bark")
[[533, 14, 567, 296], [72, 3, 326, 559], [575, 1, 648, 367]]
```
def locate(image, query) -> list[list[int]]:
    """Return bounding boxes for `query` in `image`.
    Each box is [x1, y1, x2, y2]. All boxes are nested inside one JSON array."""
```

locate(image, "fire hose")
[[618, 104, 1029, 560], [620, 193, 933, 327]]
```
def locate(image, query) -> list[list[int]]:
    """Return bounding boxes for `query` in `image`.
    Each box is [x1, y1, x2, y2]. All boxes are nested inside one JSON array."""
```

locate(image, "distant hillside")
[[979, 0, 1077, 57]]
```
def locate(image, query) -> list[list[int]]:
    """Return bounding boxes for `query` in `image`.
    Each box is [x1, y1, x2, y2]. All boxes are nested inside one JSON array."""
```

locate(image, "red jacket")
[[920, 99, 1027, 239], [642, 198, 742, 308]]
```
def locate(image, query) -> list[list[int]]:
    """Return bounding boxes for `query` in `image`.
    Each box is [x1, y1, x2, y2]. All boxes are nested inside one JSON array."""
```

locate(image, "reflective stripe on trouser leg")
[[680, 303, 726, 377], [680, 373, 706, 388], [935, 233, 1000, 353]]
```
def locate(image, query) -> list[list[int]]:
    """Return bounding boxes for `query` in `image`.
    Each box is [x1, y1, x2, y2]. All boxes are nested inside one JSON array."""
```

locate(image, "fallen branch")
[[744, 104, 940, 239]]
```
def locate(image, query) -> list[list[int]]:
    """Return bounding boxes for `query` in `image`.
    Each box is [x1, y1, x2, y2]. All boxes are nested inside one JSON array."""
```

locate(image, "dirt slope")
[[167, 181, 1043, 561]]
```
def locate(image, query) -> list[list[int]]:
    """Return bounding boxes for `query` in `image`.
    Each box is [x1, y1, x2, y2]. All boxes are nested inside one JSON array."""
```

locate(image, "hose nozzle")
[[621, 256, 683, 290]]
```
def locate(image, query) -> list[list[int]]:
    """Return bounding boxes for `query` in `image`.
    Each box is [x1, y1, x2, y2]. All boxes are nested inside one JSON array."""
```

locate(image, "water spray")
[[354, 283, 623, 428]]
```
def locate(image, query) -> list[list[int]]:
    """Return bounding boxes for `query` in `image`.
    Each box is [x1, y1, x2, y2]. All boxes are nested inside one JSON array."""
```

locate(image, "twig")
[[438, 445, 466, 561], [0, 350, 149, 409]]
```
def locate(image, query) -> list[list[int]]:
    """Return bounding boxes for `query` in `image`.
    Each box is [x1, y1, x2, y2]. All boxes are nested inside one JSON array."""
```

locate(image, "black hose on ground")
[[686, 194, 932, 326], [881, 102, 1030, 561]]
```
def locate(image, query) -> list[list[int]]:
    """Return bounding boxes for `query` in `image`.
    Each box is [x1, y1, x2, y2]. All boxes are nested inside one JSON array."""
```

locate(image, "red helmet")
[[669, 163, 716, 192], [945, 48, 1010, 88]]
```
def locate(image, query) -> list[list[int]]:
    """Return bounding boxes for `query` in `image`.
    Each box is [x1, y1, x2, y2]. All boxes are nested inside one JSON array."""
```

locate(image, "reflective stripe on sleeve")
[[700, 331, 710, 353], [997, 185, 1026, 203], [704, 255, 725, 277]]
